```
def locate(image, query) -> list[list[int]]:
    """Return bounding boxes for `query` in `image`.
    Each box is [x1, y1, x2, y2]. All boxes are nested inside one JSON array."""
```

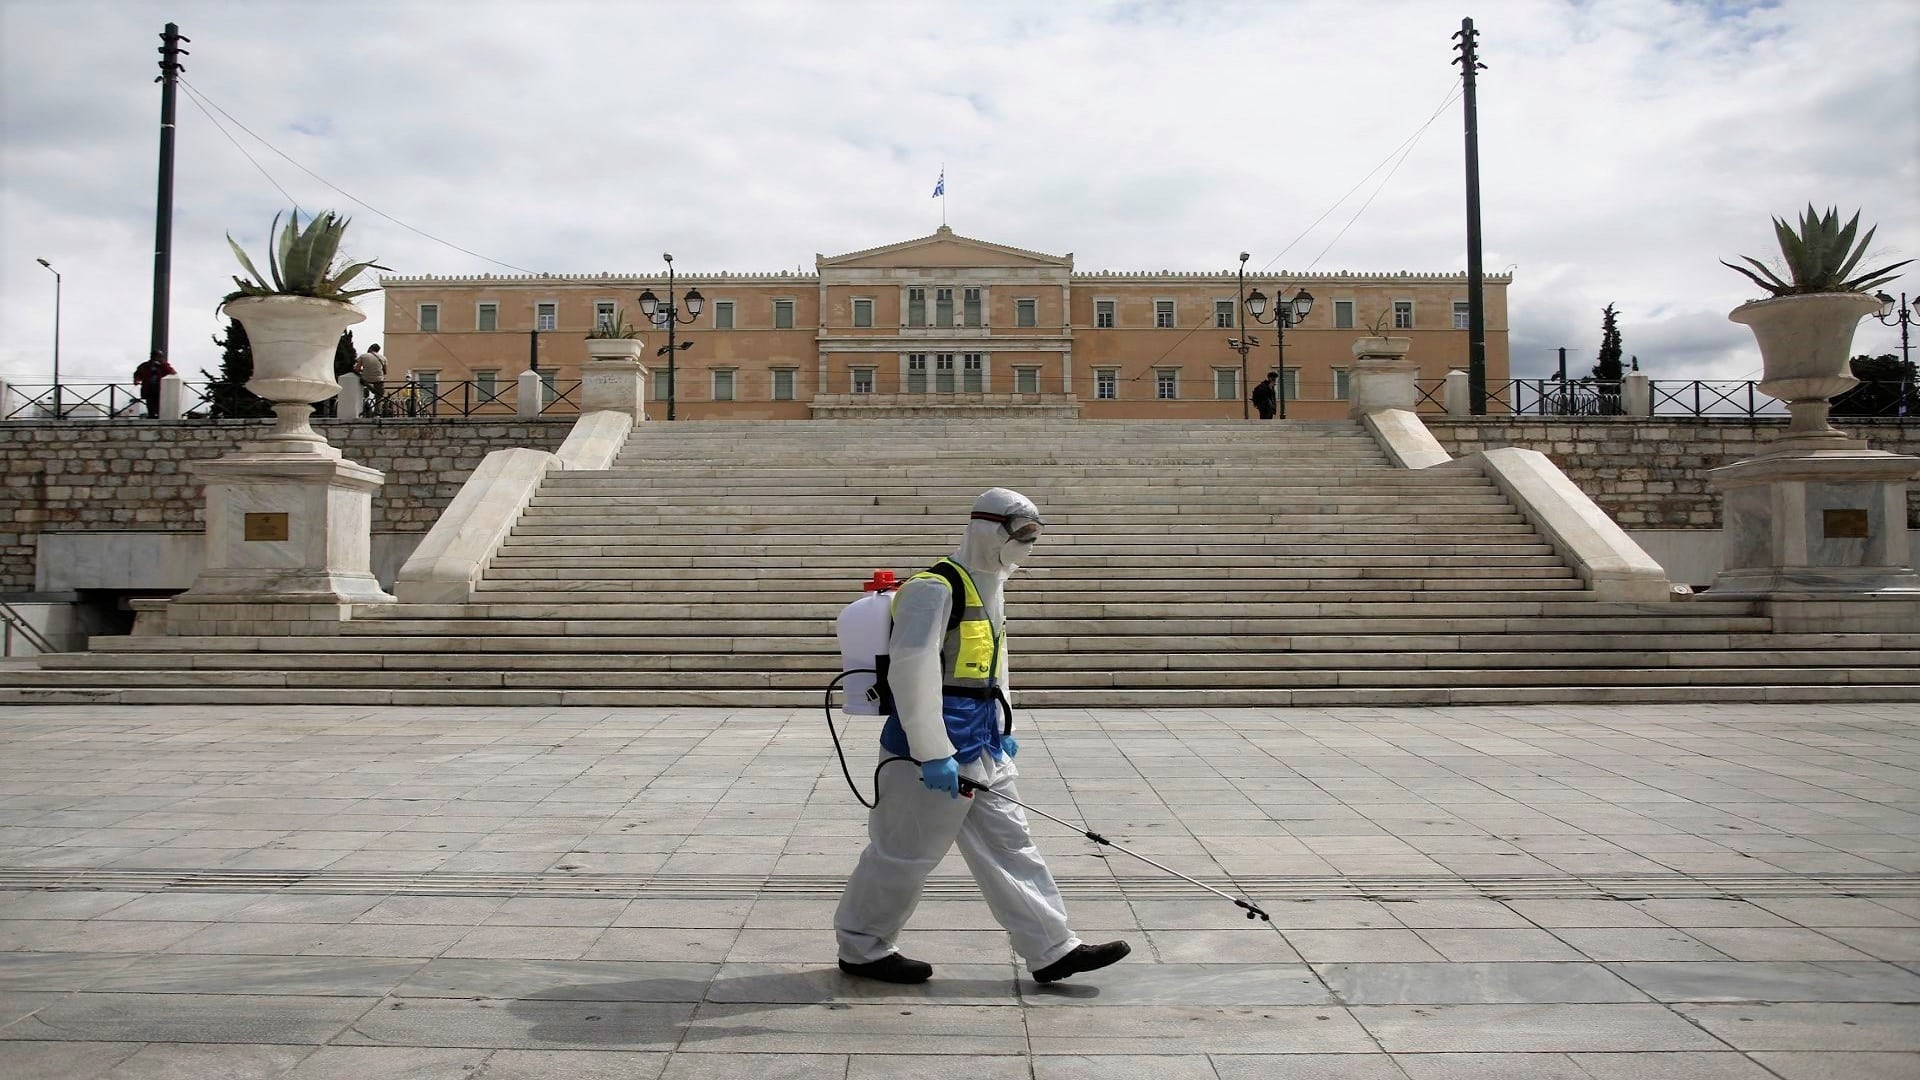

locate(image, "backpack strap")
[[927, 560, 966, 634]]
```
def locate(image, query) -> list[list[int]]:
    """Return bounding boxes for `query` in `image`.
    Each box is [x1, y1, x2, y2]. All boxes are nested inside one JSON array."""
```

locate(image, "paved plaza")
[[0, 702, 1916, 1079]]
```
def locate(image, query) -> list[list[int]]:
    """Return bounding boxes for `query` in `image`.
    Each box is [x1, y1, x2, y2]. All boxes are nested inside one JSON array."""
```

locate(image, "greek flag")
[[931, 170, 944, 198]]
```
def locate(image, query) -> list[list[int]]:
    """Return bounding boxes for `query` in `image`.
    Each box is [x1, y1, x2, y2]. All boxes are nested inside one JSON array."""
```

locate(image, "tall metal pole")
[[1237, 254, 1249, 420], [151, 23, 188, 375], [665, 255, 678, 421], [528, 329, 539, 372], [1276, 304, 1288, 420], [35, 261, 62, 417], [1454, 18, 1487, 414]]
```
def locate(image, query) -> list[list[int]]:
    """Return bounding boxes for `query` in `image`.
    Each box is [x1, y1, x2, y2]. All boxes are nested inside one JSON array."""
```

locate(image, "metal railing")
[[0, 600, 57, 657], [0, 382, 149, 420], [1412, 379, 1917, 420], [0, 379, 586, 421]]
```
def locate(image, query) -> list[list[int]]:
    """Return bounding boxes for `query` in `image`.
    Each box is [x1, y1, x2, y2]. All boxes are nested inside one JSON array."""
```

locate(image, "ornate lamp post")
[[637, 253, 704, 421], [1874, 291, 1915, 415], [35, 258, 61, 418], [1245, 284, 1313, 419]]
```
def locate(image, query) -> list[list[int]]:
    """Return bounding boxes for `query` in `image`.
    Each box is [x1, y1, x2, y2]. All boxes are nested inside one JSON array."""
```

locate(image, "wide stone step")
[[504, 512, 1532, 527], [6, 683, 1918, 708], [351, 599, 1755, 621], [483, 549, 1574, 568], [41, 647, 1920, 673], [488, 549, 1560, 567], [332, 615, 1774, 637], [520, 494, 1520, 510], [86, 631, 1920, 656], [534, 480, 1502, 496], [466, 586, 1590, 603], [8, 665, 1915, 692]]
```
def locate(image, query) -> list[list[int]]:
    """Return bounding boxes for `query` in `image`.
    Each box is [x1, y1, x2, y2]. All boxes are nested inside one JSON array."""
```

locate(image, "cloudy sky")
[[2, 0, 1915, 389]]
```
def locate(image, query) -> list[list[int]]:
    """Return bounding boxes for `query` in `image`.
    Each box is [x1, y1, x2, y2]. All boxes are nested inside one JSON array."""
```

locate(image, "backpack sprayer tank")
[[835, 571, 898, 715]]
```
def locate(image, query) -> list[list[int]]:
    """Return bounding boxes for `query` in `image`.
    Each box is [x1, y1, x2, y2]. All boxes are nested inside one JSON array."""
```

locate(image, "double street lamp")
[[1245, 282, 1313, 421], [637, 253, 703, 421], [35, 258, 61, 418], [1874, 290, 1916, 415]]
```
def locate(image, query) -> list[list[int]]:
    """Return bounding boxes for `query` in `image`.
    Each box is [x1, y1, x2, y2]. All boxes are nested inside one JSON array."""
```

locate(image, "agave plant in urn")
[[1723, 206, 1911, 445], [221, 210, 386, 453]]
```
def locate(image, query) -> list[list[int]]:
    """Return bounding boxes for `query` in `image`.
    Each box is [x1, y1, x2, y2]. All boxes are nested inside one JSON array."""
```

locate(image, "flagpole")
[[940, 162, 946, 226]]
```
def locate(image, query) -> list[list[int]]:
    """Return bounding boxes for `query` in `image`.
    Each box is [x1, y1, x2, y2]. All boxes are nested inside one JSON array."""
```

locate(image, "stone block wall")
[[1424, 417, 1920, 531], [0, 420, 573, 592]]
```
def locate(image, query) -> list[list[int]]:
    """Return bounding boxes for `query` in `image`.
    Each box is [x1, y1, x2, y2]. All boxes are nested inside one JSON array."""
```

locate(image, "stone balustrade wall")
[[1423, 418, 1920, 531], [3, 416, 1916, 593], [0, 420, 573, 591]]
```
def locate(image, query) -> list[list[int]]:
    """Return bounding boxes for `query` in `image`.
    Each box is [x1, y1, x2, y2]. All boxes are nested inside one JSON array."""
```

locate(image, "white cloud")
[[1, 0, 1914, 389]]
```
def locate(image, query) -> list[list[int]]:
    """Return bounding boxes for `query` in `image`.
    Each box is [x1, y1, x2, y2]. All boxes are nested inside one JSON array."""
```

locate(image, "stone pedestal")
[[1346, 338, 1418, 418], [582, 340, 649, 419], [166, 448, 395, 635], [1707, 446, 1920, 598]]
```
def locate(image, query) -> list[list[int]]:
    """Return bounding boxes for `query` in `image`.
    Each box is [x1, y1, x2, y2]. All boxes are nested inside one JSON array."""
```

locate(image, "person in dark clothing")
[[132, 352, 174, 419], [1250, 370, 1278, 420]]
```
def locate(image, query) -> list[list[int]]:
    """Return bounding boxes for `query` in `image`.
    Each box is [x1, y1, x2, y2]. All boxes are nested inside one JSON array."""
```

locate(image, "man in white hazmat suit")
[[834, 487, 1132, 985]]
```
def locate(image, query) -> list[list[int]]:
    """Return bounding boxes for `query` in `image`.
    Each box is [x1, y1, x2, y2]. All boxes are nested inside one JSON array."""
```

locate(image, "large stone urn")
[[167, 293, 394, 636], [221, 294, 364, 454], [1728, 292, 1885, 446]]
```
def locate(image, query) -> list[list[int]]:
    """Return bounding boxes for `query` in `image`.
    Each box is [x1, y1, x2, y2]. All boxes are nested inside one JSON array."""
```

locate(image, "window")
[[653, 370, 672, 400], [962, 353, 983, 393], [1156, 369, 1178, 400], [935, 288, 954, 328], [1453, 301, 1471, 330], [418, 304, 439, 332], [1096, 369, 1117, 400], [539, 371, 556, 402], [907, 354, 928, 393], [853, 367, 875, 394], [414, 370, 439, 401], [1215, 300, 1235, 328], [1281, 369, 1299, 401], [1214, 368, 1238, 401], [852, 298, 873, 328], [773, 299, 795, 329], [595, 301, 617, 332], [963, 287, 982, 328], [1393, 300, 1414, 329], [1015, 367, 1039, 394], [772, 369, 795, 401], [1155, 300, 1175, 328], [907, 288, 927, 327], [476, 303, 498, 332], [713, 369, 735, 402], [934, 353, 956, 393], [714, 300, 735, 329], [1095, 300, 1116, 328], [1334, 300, 1355, 329], [475, 369, 498, 401], [536, 302, 557, 331], [1015, 298, 1037, 328], [1333, 368, 1351, 400]]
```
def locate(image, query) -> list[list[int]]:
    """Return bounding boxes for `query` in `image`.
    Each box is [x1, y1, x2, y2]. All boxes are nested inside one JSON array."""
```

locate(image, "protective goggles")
[[971, 511, 1045, 542]]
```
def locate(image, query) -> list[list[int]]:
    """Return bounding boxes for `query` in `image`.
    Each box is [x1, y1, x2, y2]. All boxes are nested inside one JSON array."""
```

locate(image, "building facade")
[[378, 226, 1510, 419]]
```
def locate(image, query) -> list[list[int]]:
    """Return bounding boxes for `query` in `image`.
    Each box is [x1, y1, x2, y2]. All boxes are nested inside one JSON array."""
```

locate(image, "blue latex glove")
[[920, 756, 960, 798], [1002, 736, 1019, 759]]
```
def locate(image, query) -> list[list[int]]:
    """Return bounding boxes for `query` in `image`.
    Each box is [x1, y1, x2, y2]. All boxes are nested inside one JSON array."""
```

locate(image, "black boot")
[[838, 953, 933, 984], [1032, 940, 1131, 984]]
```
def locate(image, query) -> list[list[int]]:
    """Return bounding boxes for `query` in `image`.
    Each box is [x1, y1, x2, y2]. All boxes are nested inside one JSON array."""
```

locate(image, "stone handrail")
[[393, 409, 633, 604]]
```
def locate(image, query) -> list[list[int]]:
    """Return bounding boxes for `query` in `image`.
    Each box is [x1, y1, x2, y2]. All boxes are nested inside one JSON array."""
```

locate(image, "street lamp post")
[[35, 258, 61, 418], [637, 253, 704, 421], [1874, 291, 1916, 415], [1245, 283, 1314, 420]]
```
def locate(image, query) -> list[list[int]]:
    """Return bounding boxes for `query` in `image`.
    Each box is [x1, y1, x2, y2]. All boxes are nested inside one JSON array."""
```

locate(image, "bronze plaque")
[[1823, 508, 1870, 539], [243, 512, 290, 542]]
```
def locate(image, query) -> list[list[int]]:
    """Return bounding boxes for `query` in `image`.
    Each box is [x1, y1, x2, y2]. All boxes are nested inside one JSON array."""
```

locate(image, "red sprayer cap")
[[863, 571, 898, 592]]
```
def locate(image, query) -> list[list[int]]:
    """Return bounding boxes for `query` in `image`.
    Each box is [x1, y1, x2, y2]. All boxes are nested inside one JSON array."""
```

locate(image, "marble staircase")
[[6, 419, 1918, 705]]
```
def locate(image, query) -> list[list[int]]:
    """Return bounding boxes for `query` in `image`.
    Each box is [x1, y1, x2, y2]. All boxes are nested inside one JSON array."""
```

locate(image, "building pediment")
[[818, 226, 1072, 270]]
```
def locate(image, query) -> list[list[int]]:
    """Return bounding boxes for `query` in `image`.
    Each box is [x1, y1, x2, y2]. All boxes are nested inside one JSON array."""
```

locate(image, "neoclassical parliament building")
[[378, 226, 1510, 419]]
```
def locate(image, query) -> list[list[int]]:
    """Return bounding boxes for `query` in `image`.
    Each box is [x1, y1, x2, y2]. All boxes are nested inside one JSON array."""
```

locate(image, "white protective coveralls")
[[834, 488, 1083, 973]]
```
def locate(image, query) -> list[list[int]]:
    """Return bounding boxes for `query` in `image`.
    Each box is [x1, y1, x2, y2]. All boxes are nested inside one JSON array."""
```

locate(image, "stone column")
[[1443, 369, 1470, 416], [516, 370, 545, 418], [581, 339, 649, 419], [1623, 373, 1652, 417], [1346, 336, 1418, 418], [337, 373, 363, 420], [158, 374, 185, 420]]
